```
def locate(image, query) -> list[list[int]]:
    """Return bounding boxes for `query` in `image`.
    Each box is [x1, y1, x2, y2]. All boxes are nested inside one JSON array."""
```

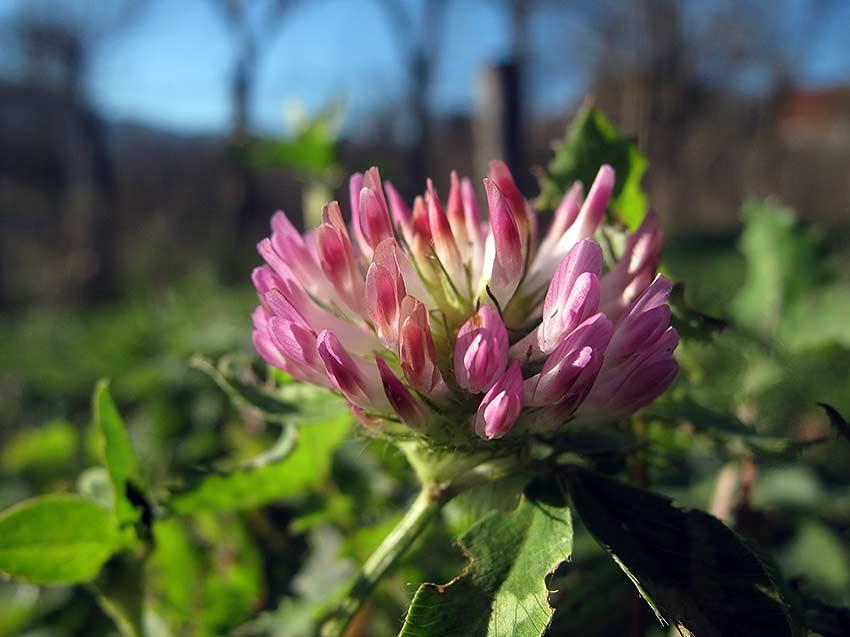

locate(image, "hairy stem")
[[320, 485, 450, 637]]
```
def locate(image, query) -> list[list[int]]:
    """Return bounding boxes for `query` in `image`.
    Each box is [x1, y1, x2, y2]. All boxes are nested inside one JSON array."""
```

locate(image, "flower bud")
[[482, 177, 524, 306], [384, 180, 414, 246], [474, 360, 524, 439], [461, 176, 486, 278], [366, 240, 407, 350], [317, 202, 366, 315], [348, 172, 370, 260], [584, 326, 679, 415], [525, 313, 613, 407], [316, 330, 384, 409], [427, 179, 466, 296], [488, 160, 529, 237], [531, 165, 613, 284], [398, 296, 446, 396], [558, 164, 614, 249], [600, 213, 663, 319], [359, 184, 393, 251], [605, 275, 672, 363], [376, 357, 425, 427], [252, 307, 303, 380], [538, 181, 584, 257], [454, 305, 509, 393], [538, 239, 603, 353]]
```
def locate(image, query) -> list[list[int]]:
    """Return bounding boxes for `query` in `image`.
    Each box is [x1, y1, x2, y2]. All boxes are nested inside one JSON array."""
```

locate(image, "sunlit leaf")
[[536, 104, 648, 229], [399, 498, 572, 637], [0, 495, 120, 584], [94, 381, 150, 533]]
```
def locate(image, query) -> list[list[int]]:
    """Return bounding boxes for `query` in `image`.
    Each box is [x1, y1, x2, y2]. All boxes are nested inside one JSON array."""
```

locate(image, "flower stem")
[[320, 485, 449, 637]]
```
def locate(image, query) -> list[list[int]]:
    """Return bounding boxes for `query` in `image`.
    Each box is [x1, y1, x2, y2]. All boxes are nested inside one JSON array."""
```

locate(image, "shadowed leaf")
[[566, 467, 801, 637]]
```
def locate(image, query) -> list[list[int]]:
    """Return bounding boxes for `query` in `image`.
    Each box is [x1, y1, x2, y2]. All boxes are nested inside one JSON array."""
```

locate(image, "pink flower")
[[251, 161, 677, 441]]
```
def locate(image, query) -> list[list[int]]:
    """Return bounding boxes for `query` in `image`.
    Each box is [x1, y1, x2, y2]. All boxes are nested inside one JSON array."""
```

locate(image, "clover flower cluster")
[[252, 161, 677, 443]]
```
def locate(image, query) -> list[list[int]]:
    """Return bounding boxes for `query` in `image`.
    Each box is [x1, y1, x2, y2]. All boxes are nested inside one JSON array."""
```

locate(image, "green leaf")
[[0, 494, 120, 584], [566, 467, 801, 637], [170, 414, 350, 514], [399, 498, 573, 637], [536, 104, 648, 229], [94, 380, 148, 530]]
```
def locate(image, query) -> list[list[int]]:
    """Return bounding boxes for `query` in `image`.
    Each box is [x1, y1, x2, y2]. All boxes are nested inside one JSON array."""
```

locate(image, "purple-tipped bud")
[[461, 177, 486, 276], [427, 180, 465, 292], [483, 178, 524, 305], [265, 212, 325, 292], [317, 202, 365, 314], [488, 160, 529, 236], [600, 213, 663, 319], [539, 181, 584, 257], [252, 307, 303, 380], [398, 296, 445, 396], [559, 165, 614, 248], [366, 240, 407, 350], [316, 330, 382, 408], [359, 185, 393, 251], [384, 180, 414, 246], [454, 305, 509, 393], [348, 172, 370, 259], [526, 313, 613, 407], [585, 326, 679, 414], [606, 275, 673, 362], [474, 360, 524, 440], [446, 172, 470, 260], [539, 239, 603, 353], [376, 357, 425, 427]]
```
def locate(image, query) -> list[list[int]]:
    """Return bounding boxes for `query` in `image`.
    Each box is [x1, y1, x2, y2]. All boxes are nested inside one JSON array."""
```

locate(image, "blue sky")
[[2, 0, 849, 136]]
